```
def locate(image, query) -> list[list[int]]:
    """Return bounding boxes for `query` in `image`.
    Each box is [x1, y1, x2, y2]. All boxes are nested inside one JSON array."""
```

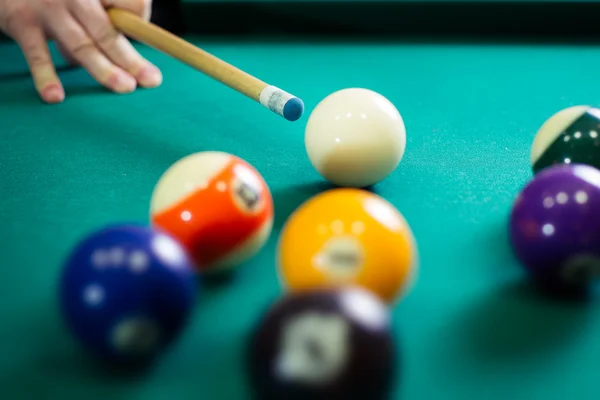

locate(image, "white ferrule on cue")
[[259, 85, 295, 117]]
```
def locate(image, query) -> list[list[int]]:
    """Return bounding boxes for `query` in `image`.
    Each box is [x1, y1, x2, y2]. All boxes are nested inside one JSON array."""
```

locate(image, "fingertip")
[[135, 65, 162, 88], [41, 83, 65, 104], [107, 70, 137, 94]]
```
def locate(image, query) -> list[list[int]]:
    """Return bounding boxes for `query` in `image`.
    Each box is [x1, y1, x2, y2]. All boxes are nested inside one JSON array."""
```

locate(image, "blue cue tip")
[[283, 97, 304, 122]]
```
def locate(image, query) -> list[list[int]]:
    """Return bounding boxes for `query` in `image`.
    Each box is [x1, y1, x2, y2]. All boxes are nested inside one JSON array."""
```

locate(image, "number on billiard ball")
[[277, 311, 350, 384], [59, 224, 197, 365], [247, 287, 396, 400], [531, 105, 600, 174], [315, 237, 365, 279], [509, 163, 600, 291], [233, 176, 262, 213]]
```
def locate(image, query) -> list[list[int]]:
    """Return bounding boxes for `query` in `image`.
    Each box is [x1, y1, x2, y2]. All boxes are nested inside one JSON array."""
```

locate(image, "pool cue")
[[107, 8, 304, 122]]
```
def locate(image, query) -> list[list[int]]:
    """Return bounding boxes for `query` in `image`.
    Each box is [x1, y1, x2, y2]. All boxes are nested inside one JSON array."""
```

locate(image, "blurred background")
[[151, 0, 600, 40]]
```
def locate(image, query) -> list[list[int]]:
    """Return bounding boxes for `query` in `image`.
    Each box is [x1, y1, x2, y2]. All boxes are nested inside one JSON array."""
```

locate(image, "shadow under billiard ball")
[[429, 278, 593, 385], [82, 352, 159, 379], [246, 287, 396, 400], [525, 269, 600, 303], [197, 268, 238, 287]]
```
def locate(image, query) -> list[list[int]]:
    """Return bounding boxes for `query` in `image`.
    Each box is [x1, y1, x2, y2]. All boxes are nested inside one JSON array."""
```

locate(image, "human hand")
[[0, 0, 163, 103]]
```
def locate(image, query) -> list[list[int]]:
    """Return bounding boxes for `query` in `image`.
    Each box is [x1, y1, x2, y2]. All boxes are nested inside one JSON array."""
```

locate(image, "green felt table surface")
[[2, 33, 600, 400]]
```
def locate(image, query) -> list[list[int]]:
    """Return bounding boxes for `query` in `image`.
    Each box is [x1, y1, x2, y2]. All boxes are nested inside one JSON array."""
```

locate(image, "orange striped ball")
[[150, 151, 274, 274]]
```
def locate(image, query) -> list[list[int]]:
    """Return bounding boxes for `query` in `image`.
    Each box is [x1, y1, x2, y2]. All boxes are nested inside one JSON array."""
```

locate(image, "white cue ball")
[[304, 88, 406, 188]]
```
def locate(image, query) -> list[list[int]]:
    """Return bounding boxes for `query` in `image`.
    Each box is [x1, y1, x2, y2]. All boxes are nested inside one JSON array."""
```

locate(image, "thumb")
[[101, 0, 152, 21]]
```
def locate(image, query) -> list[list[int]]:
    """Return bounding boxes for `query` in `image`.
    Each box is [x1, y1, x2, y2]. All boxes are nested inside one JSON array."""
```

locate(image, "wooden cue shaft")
[[107, 8, 266, 102]]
